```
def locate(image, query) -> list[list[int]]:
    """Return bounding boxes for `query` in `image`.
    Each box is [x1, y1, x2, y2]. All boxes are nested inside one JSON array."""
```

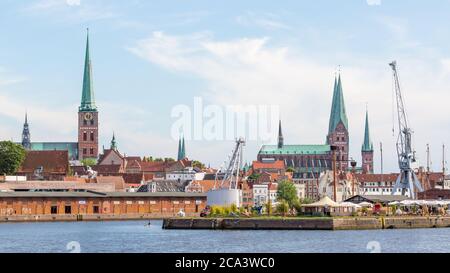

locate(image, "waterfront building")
[[252, 183, 278, 207], [257, 74, 350, 179], [0, 191, 206, 217]]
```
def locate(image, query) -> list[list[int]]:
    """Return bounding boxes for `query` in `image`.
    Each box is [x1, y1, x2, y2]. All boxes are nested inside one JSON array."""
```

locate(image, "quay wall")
[[163, 217, 450, 231], [0, 213, 200, 223]]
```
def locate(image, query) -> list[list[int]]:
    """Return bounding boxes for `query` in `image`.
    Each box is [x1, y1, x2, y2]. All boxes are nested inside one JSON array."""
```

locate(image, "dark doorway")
[[93, 206, 99, 214]]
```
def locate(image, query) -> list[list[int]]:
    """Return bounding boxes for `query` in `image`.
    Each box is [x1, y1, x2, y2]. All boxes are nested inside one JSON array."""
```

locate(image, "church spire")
[[181, 137, 186, 159], [362, 109, 373, 152], [278, 120, 284, 148], [79, 28, 97, 112], [110, 132, 117, 151], [22, 112, 31, 150], [328, 74, 348, 134], [177, 137, 182, 160]]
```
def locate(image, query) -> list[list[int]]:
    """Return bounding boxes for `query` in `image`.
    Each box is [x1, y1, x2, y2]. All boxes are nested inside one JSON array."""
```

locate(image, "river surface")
[[0, 220, 449, 253]]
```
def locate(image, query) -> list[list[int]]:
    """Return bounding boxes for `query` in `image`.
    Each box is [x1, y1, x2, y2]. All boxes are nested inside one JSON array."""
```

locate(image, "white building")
[[253, 183, 278, 207], [294, 183, 306, 200], [318, 171, 358, 202], [165, 167, 205, 181]]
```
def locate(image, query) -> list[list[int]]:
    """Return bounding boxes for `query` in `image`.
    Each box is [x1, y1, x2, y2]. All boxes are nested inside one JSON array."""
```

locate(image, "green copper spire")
[[181, 137, 186, 159], [111, 132, 117, 150], [79, 29, 97, 112], [177, 137, 182, 160], [328, 74, 348, 134], [362, 109, 373, 152]]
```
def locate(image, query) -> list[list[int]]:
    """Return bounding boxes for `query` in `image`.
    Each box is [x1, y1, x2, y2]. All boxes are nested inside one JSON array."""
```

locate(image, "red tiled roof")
[[122, 173, 144, 184], [18, 151, 68, 174], [96, 176, 125, 190], [354, 173, 399, 183], [92, 164, 123, 174], [140, 161, 167, 172], [252, 160, 285, 170]]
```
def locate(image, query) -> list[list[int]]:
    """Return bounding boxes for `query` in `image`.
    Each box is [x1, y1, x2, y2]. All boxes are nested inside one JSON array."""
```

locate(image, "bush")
[[265, 202, 273, 215], [292, 200, 302, 216], [239, 206, 246, 215], [276, 201, 289, 216], [211, 206, 223, 216], [230, 203, 237, 213], [223, 206, 231, 216]]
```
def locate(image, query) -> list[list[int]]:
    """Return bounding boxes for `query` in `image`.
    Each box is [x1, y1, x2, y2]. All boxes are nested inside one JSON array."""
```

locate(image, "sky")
[[1, 0, 450, 172]]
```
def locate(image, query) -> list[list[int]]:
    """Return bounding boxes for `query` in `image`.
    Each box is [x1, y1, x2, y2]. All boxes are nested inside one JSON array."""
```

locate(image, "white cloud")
[[236, 12, 290, 30], [129, 31, 450, 172]]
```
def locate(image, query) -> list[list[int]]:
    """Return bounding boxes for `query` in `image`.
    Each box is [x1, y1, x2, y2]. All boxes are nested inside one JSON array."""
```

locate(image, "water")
[[0, 220, 449, 253]]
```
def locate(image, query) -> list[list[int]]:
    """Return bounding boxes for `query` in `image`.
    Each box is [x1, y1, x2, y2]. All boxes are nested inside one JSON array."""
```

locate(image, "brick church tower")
[[78, 30, 99, 160], [361, 109, 374, 174], [327, 74, 349, 171]]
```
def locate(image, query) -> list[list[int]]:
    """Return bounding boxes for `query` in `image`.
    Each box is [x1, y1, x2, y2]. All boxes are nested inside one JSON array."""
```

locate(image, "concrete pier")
[[163, 216, 450, 231]]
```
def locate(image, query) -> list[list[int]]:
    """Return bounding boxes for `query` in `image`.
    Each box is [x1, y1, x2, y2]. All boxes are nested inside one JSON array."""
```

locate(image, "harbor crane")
[[214, 137, 246, 190], [389, 61, 423, 199]]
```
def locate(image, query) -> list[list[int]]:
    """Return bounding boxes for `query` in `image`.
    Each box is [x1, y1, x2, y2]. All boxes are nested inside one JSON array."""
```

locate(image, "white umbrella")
[[359, 201, 374, 207], [388, 201, 400, 206]]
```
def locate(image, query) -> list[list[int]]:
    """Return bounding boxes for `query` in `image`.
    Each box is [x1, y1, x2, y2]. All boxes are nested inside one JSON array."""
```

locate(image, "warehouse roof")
[[0, 191, 206, 198]]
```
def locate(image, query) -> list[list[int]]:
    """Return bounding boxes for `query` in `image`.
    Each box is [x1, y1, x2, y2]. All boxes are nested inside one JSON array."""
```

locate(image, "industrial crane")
[[389, 61, 423, 199], [214, 137, 245, 190]]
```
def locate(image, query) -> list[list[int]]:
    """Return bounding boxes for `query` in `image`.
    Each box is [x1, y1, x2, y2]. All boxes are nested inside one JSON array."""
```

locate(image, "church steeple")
[[22, 112, 31, 150], [177, 137, 182, 160], [181, 137, 186, 159], [110, 132, 117, 151], [177, 136, 186, 160], [362, 109, 373, 152], [79, 28, 97, 112], [328, 74, 348, 134], [277, 120, 284, 148]]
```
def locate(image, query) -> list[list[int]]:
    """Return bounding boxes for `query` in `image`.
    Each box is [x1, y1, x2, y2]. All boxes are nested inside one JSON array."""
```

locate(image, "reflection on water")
[[0, 220, 449, 253]]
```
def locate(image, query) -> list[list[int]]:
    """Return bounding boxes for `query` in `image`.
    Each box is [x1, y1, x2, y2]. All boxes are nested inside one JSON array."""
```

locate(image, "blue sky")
[[1, 0, 450, 172]]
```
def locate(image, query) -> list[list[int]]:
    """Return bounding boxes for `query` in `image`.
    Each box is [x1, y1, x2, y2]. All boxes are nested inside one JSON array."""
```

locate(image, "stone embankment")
[[163, 217, 450, 230]]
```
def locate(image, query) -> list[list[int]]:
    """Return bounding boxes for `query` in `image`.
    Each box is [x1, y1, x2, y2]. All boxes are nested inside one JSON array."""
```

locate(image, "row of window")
[[82, 148, 95, 155], [82, 131, 96, 142]]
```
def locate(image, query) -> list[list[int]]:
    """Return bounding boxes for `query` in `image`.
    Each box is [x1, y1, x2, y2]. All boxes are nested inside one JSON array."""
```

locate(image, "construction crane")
[[389, 61, 423, 199]]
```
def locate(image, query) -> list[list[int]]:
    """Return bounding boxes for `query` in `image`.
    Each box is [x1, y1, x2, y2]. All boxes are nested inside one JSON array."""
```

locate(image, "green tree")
[[0, 141, 26, 175], [192, 160, 205, 169], [248, 173, 261, 181], [276, 201, 290, 217], [276, 180, 298, 208], [81, 158, 97, 167], [286, 167, 296, 173]]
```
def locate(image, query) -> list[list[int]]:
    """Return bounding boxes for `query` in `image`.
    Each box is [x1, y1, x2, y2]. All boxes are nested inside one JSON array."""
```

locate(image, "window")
[[83, 148, 87, 155], [83, 132, 87, 141], [93, 206, 100, 214], [65, 206, 72, 214], [90, 148, 94, 155], [90, 119, 94, 125], [51, 206, 58, 214], [90, 131, 94, 141], [83, 120, 87, 125]]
